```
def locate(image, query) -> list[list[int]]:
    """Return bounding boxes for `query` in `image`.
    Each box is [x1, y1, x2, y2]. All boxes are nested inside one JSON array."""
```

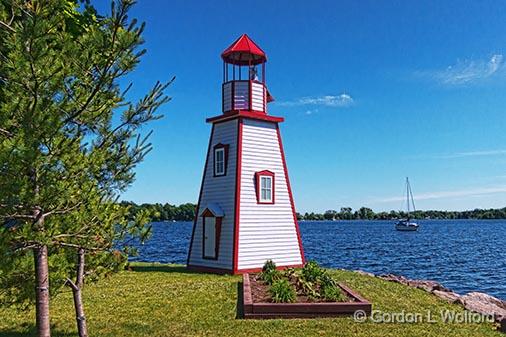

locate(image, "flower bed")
[[241, 261, 372, 319]]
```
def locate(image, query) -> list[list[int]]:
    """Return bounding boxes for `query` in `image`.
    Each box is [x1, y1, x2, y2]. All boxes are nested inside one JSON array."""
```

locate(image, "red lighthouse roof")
[[221, 34, 267, 65]]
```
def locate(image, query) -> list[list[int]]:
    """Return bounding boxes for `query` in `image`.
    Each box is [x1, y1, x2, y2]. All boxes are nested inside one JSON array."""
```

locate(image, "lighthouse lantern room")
[[187, 34, 305, 274]]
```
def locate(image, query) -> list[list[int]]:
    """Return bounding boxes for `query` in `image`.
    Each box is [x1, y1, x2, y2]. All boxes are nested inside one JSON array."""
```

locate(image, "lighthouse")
[[187, 34, 305, 274]]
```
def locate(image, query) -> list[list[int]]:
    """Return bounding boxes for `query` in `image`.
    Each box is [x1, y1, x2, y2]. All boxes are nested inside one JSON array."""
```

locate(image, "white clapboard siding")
[[222, 82, 232, 112], [222, 81, 266, 113], [251, 82, 265, 112], [233, 82, 249, 110], [237, 119, 303, 270], [188, 119, 238, 270]]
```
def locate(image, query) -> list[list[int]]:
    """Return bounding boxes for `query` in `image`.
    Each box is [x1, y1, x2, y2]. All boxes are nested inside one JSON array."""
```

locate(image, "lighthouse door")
[[203, 217, 216, 259]]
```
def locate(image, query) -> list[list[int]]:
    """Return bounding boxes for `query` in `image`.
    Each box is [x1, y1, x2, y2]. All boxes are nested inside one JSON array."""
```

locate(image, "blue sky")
[[93, 1, 506, 212]]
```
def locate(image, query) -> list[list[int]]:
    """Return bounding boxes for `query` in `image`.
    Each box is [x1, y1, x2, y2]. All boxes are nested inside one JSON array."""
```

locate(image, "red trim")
[[232, 118, 243, 273], [187, 125, 215, 267], [236, 264, 303, 275], [202, 215, 222, 260], [276, 125, 306, 264], [207, 111, 284, 124], [186, 265, 232, 274], [213, 143, 229, 177], [255, 170, 275, 204]]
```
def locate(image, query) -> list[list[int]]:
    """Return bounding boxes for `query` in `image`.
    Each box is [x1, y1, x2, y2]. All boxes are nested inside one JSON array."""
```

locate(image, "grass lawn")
[[0, 263, 502, 337]]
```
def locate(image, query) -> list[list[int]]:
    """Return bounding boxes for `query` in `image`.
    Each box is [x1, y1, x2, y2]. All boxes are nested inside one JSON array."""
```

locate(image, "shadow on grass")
[[127, 264, 204, 275], [0, 325, 75, 337], [236, 282, 244, 319]]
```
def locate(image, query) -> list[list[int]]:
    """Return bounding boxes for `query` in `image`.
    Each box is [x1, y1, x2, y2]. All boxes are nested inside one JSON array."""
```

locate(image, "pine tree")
[[0, 1, 172, 336]]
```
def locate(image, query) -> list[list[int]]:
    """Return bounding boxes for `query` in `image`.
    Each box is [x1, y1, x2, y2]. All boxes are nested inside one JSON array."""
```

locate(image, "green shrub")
[[262, 259, 276, 273], [301, 261, 324, 283], [319, 273, 337, 289], [269, 279, 296, 303], [282, 267, 297, 279], [296, 277, 318, 299], [321, 284, 347, 302], [261, 269, 282, 285]]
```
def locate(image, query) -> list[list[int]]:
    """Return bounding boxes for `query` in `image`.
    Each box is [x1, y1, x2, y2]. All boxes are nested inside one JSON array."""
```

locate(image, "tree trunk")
[[66, 248, 88, 337], [34, 244, 51, 337]]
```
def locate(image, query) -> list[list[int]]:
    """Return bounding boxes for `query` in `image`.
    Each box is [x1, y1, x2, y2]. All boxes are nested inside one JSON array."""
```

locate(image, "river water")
[[129, 219, 506, 300]]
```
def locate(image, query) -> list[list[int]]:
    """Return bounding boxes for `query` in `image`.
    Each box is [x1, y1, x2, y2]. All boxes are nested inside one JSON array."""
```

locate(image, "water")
[[130, 219, 506, 300]]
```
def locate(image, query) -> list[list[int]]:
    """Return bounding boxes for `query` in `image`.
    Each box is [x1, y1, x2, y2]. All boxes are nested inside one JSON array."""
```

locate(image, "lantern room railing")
[[222, 80, 266, 114]]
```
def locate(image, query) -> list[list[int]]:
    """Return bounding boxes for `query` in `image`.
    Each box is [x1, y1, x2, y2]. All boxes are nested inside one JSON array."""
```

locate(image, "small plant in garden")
[[296, 277, 318, 299], [262, 259, 277, 273], [260, 259, 281, 284], [321, 284, 347, 302], [302, 260, 324, 282], [283, 267, 297, 278], [269, 279, 296, 303], [261, 269, 282, 285], [320, 273, 337, 288]]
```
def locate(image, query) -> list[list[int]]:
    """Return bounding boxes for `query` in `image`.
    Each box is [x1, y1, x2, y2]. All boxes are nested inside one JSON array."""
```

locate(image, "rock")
[[407, 280, 449, 293], [500, 318, 506, 333], [354, 270, 375, 277], [459, 292, 506, 322], [378, 274, 449, 293], [433, 290, 461, 303], [379, 274, 409, 285]]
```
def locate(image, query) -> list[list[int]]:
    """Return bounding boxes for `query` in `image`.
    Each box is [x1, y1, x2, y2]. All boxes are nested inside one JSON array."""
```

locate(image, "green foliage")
[[269, 279, 296, 303], [320, 284, 346, 302], [259, 259, 282, 285], [299, 206, 506, 220], [0, 0, 171, 307], [319, 272, 337, 289], [301, 261, 324, 283], [262, 259, 277, 273], [260, 269, 281, 285], [121, 201, 197, 221]]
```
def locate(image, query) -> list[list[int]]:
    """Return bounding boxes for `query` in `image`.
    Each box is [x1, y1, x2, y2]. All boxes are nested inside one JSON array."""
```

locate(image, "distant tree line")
[[122, 203, 506, 222], [121, 202, 197, 221], [297, 207, 506, 221]]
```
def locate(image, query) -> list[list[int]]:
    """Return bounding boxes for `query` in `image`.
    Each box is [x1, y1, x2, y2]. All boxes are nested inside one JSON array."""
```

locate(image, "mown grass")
[[0, 263, 502, 337]]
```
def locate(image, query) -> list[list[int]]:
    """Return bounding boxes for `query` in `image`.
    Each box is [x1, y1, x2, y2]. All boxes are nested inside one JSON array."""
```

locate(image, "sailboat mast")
[[406, 177, 410, 218], [408, 179, 416, 213]]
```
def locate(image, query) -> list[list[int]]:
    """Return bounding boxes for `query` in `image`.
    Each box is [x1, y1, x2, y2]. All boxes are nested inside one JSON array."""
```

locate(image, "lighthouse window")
[[260, 177, 272, 201], [213, 144, 229, 177], [255, 170, 275, 204]]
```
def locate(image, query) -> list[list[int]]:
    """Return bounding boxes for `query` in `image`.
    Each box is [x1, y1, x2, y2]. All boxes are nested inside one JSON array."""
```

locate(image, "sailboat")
[[395, 177, 419, 231]]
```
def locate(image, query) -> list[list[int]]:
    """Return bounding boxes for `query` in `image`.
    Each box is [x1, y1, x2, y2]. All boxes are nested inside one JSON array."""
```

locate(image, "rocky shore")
[[354, 270, 506, 332]]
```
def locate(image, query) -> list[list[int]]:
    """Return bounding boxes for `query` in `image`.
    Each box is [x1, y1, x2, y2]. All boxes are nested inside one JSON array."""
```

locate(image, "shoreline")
[[352, 269, 506, 326]]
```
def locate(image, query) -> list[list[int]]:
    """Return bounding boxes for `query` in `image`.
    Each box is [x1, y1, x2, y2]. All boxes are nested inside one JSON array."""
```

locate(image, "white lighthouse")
[[187, 34, 305, 274]]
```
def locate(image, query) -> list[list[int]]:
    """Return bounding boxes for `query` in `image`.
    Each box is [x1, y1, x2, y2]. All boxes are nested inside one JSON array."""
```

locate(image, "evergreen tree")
[[0, 1, 172, 336]]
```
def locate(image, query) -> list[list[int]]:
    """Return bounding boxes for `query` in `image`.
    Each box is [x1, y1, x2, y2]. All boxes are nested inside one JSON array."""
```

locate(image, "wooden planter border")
[[242, 273, 372, 319]]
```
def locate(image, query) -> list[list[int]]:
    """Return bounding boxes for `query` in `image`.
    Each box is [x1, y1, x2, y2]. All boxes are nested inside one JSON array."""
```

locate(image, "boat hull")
[[395, 221, 419, 231]]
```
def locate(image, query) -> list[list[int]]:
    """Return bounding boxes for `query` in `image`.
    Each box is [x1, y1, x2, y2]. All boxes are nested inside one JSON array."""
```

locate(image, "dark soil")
[[249, 273, 356, 304]]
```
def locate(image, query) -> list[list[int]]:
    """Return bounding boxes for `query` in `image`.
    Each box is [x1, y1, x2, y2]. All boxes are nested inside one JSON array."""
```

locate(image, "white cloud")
[[376, 186, 506, 203], [278, 93, 354, 108], [439, 149, 506, 159], [304, 109, 318, 115], [414, 149, 506, 159], [416, 54, 504, 86]]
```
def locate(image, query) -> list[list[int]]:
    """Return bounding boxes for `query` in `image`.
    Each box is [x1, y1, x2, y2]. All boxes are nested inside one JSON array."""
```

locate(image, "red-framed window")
[[213, 143, 229, 177], [255, 170, 275, 204], [201, 209, 222, 260]]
